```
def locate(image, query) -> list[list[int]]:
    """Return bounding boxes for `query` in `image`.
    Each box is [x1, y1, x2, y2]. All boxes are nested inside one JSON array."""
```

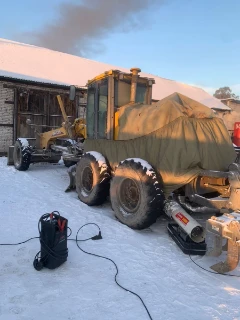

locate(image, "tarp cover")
[[84, 93, 236, 196]]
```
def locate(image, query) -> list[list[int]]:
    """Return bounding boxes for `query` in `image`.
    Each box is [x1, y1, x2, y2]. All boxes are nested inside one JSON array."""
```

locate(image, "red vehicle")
[[233, 122, 240, 147]]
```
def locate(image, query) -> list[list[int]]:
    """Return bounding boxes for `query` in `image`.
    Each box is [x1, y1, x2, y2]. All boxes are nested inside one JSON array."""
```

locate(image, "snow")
[[86, 151, 106, 167], [124, 158, 152, 171], [123, 158, 154, 177], [80, 189, 89, 198], [18, 138, 29, 147], [0, 157, 240, 320], [0, 38, 230, 111], [0, 70, 70, 87]]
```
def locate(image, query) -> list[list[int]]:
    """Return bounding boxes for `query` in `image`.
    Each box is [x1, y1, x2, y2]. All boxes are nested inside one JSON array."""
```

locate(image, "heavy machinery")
[[8, 67, 240, 273], [8, 94, 86, 170], [66, 67, 240, 273]]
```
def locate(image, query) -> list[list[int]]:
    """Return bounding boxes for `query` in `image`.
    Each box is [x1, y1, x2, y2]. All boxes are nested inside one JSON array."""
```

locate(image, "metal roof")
[[0, 38, 231, 111]]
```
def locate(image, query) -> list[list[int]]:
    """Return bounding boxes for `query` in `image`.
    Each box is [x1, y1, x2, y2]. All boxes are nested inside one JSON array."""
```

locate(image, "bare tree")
[[213, 87, 239, 100]]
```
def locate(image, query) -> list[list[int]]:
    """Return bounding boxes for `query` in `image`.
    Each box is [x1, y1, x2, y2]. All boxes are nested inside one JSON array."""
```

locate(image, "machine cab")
[[86, 68, 155, 140]]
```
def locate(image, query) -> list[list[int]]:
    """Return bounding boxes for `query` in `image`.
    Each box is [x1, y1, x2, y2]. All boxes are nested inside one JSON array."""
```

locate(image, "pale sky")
[[0, 0, 239, 95]]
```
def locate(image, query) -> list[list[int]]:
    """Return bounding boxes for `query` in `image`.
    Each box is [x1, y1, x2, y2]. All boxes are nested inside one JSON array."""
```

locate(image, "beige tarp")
[[117, 92, 215, 140], [85, 93, 236, 196]]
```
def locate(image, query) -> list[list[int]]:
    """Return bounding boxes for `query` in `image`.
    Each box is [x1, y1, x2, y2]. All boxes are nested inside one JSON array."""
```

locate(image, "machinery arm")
[[57, 95, 74, 139]]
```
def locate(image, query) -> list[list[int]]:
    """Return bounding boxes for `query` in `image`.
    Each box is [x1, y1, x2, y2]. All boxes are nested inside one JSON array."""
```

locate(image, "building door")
[[17, 91, 77, 138]]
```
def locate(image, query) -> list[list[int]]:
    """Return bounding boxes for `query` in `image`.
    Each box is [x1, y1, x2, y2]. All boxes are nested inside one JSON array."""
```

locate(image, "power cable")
[[0, 221, 153, 320]]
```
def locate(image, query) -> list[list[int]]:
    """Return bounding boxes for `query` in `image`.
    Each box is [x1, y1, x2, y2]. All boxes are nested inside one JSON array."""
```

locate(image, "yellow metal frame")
[[39, 127, 68, 149], [86, 68, 155, 141], [114, 111, 119, 140], [87, 69, 116, 85], [87, 69, 154, 86], [73, 118, 86, 139], [38, 95, 86, 149]]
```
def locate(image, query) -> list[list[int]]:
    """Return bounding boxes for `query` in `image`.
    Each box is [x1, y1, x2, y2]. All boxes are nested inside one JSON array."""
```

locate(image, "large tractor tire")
[[13, 139, 31, 171], [75, 152, 111, 206], [110, 159, 165, 230]]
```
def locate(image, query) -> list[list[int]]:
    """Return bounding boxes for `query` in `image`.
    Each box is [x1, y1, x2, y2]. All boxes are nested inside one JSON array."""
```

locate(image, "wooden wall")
[[0, 79, 87, 153]]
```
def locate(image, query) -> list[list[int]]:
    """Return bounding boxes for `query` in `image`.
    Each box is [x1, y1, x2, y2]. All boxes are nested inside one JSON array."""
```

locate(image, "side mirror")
[[69, 85, 76, 101]]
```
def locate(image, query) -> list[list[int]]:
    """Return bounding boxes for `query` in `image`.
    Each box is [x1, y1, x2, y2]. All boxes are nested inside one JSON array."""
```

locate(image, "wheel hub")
[[82, 166, 93, 193], [119, 178, 140, 213]]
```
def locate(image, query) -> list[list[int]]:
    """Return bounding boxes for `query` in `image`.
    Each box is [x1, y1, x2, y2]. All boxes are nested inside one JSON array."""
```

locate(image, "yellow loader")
[[8, 93, 86, 170]]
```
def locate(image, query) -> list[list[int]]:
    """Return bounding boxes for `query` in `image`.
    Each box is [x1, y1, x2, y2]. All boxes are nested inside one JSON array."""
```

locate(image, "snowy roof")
[[221, 98, 240, 103], [221, 98, 239, 101], [0, 38, 230, 110]]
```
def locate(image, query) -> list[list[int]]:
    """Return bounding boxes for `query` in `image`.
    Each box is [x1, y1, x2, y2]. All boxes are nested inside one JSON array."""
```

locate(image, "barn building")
[[0, 38, 230, 154]]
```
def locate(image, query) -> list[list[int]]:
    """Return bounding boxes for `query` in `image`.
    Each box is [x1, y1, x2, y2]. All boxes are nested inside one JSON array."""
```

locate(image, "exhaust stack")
[[130, 67, 141, 103]]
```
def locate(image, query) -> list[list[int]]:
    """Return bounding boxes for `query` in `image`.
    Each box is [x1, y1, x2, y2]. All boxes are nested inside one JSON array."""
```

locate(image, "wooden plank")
[[3, 82, 86, 94], [0, 123, 13, 127], [47, 92, 50, 127], [5, 100, 14, 105], [13, 88, 18, 142]]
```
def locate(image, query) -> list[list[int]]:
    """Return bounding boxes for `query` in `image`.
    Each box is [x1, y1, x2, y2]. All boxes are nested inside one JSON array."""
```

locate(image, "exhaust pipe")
[[130, 67, 141, 103], [177, 195, 219, 214], [164, 200, 205, 243]]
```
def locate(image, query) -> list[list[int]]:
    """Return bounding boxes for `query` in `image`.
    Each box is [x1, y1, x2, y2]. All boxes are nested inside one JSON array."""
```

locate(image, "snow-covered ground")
[[0, 157, 240, 320]]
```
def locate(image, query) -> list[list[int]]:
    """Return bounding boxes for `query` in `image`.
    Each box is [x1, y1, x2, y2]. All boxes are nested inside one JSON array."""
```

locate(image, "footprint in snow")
[[17, 258, 30, 265], [9, 295, 24, 304], [9, 306, 24, 314], [3, 261, 13, 268], [14, 246, 27, 257]]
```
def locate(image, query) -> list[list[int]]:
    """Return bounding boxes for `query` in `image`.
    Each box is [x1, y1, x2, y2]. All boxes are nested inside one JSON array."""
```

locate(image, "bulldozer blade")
[[65, 164, 77, 192], [210, 239, 240, 273]]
